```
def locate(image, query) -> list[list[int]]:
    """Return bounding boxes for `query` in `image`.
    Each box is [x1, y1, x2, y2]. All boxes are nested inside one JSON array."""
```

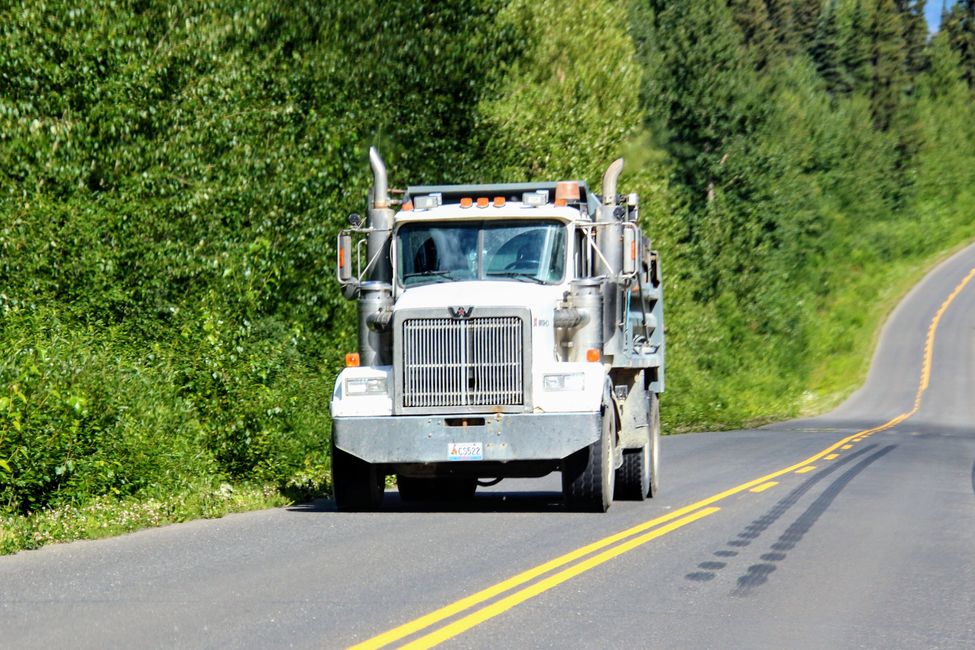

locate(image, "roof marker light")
[[401, 201, 414, 211], [414, 194, 440, 210], [555, 180, 580, 202], [493, 196, 505, 207], [522, 190, 547, 207], [460, 197, 473, 208], [476, 197, 489, 208], [555, 198, 567, 207]]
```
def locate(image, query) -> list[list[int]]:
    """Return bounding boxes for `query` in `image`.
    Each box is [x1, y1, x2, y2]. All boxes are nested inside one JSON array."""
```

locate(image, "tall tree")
[[729, 0, 779, 69], [765, 0, 799, 53], [868, 0, 908, 130], [636, 1, 759, 207], [896, 0, 929, 78], [793, 0, 826, 50], [942, 0, 975, 87], [841, 0, 873, 91], [812, 0, 849, 92]]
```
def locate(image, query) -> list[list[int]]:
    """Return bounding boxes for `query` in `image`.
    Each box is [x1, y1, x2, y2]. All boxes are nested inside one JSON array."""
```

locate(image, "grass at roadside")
[[0, 483, 306, 555], [804, 204, 975, 416]]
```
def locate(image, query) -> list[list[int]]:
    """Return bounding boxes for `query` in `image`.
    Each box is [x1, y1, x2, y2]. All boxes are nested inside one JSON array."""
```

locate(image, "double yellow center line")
[[351, 264, 975, 650]]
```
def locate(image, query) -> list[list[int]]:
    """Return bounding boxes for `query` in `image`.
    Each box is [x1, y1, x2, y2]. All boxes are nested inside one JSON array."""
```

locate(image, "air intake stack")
[[597, 158, 625, 358], [357, 147, 395, 366]]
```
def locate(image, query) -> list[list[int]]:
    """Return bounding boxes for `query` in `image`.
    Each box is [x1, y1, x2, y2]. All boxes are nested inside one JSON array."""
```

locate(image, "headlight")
[[542, 373, 585, 392], [345, 376, 388, 395]]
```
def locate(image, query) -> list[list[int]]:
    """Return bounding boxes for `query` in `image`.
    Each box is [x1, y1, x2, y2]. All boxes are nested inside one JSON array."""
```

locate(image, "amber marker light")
[[493, 196, 505, 207], [345, 353, 361, 367], [460, 197, 473, 208], [476, 197, 489, 208], [401, 201, 413, 211], [554, 198, 567, 207], [586, 348, 601, 362]]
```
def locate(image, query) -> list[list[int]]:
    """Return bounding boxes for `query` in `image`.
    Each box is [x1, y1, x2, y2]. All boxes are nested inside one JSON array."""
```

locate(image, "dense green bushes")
[[1, 0, 511, 526], [2, 0, 975, 548]]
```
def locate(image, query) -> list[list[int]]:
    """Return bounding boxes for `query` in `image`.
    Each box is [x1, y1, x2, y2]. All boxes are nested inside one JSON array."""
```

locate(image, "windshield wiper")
[[485, 271, 546, 284], [402, 270, 452, 283]]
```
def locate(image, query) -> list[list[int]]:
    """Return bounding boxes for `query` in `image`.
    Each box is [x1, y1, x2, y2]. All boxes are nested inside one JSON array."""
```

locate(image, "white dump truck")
[[330, 148, 664, 512]]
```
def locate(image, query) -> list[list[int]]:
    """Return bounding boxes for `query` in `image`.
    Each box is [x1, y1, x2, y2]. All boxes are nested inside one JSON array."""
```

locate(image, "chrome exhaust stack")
[[357, 147, 395, 365]]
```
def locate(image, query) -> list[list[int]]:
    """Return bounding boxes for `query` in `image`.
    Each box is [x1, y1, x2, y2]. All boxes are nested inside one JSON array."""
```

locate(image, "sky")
[[926, 0, 957, 32]]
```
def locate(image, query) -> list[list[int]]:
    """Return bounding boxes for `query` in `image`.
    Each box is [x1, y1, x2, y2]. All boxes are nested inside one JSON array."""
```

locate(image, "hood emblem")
[[449, 306, 474, 319]]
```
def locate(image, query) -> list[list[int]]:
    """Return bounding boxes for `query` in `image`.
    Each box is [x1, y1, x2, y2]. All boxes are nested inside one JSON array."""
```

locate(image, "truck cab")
[[330, 149, 664, 512]]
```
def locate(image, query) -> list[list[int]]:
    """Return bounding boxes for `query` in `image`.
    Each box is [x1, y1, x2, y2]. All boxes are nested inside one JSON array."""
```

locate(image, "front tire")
[[563, 403, 615, 512], [331, 443, 384, 512]]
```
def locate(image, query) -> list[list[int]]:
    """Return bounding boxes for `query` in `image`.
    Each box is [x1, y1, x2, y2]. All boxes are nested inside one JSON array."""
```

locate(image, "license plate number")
[[448, 442, 483, 461]]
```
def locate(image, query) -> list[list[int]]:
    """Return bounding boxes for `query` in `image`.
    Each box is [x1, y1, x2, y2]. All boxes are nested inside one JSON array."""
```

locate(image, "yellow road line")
[[749, 481, 778, 493], [400, 508, 721, 650], [915, 266, 975, 409], [348, 501, 716, 650], [352, 264, 975, 650], [841, 445, 852, 450], [825, 453, 839, 460]]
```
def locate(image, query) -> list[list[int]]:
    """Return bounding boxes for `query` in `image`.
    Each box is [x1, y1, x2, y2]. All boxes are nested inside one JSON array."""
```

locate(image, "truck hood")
[[394, 281, 565, 311]]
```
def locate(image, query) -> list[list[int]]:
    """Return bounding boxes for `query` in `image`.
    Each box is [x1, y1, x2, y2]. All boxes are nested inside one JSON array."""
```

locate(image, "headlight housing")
[[542, 373, 585, 392], [345, 376, 388, 396]]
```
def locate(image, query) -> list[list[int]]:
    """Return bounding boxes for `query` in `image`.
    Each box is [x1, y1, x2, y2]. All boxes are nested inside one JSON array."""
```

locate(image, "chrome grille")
[[402, 317, 524, 408]]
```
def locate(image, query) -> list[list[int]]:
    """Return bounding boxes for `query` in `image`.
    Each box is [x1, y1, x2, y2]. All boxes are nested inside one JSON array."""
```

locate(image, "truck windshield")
[[397, 220, 566, 287]]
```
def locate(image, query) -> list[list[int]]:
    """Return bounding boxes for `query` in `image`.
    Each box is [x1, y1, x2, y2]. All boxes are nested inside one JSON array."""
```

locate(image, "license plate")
[[448, 442, 483, 461]]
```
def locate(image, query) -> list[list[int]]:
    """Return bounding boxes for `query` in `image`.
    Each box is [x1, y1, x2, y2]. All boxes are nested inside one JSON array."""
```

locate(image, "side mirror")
[[338, 232, 353, 283]]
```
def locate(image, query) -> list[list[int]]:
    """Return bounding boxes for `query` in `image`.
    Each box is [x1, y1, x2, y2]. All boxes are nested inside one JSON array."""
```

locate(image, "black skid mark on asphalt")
[[684, 444, 878, 585], [686, 571, 717, 582], [732, 445, 896, 596]]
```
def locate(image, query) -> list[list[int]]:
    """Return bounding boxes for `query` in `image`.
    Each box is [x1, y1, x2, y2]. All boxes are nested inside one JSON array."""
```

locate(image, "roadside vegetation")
[[2, 0, 974, 552]]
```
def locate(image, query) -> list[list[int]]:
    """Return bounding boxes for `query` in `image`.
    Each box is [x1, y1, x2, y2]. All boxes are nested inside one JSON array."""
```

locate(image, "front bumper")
[[332, 411, 601, 464]]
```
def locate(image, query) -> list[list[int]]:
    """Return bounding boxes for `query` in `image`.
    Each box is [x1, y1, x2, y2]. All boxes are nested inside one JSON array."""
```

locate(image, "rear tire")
[[613, 391, 660, 500], [614, 440, 651, 501], [563, 403, 615, 512], [331, 443, 384, 512], [647, 392, 660, 498]]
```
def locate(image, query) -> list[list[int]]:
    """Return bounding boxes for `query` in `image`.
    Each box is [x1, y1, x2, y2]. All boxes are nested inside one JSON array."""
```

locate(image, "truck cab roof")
[[404, 181, 601, 220]]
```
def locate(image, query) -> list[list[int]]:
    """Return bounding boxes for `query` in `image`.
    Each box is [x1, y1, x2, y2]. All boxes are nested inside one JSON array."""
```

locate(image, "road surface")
[[3, 243, 975, 649]]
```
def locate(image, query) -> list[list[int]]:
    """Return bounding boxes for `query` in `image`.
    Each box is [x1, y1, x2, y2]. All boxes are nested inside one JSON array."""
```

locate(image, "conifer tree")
[[812, 0, 849, 92], [765, 0, 799, 53], [842, 0, 873, 91], [942, 0, 975, 87], [793, 0, 826, 50], [636, 1, 758, 207], [729, 0, 779, 69], [896, 0, 929, 78], [868, 0, 908, 130]]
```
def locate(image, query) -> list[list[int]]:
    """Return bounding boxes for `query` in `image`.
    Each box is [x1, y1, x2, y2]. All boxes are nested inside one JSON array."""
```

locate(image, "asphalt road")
[[3, 243, 975, 649]]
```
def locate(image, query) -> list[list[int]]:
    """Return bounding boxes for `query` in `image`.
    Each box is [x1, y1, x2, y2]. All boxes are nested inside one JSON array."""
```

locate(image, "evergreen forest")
[[2, 0, 974, 551]]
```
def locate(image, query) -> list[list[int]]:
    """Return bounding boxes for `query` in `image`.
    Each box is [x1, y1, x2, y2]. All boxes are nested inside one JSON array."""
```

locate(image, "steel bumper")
[[332, 412, 601, 464]]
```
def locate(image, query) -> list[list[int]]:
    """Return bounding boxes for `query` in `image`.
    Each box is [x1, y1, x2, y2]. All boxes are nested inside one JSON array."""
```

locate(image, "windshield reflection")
[[397, 220, 566, 287]]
